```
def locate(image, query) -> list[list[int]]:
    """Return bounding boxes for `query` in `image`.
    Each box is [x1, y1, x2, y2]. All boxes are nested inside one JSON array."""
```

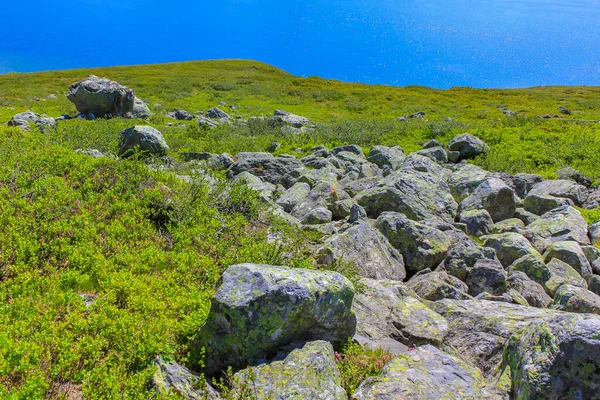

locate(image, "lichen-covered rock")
[[273, 109, 311, 127], [542, 241, 592, 282], [459, 178, 516, 222], [302, 207, 333, 225], [356, 170, 458, 222], [589, 221, 600, 245], [377, 212, 451, 274], [557, 166, 592, 187], [400, 153, 451, 179], [447, 163, 490, 201], [118, 125, 169, 157], [447, 133, 490, 160], [507, 271, 552, 308], [8, 111, 42, 131], [192, 264, 356, 376], [317, 220, 406, 281], [459, 209, 494, 237], [483, 233, 540, 268], [492, 218, 525, 234], [523, 193, 574, 216], [589, 275, 600, 296], [465, 259, 507, 296], [443, 234, 497, 281], [352, 345, 490, 400], [232, 341, 346, 400], [367, 145, 405, 170], [151, 356, 220, 399], [514, 208, 539, 226], [226, 155, 303, 185], [504, 313, 600, 400], [512, 173, 544, 198], [207, 107, 230, 120], [417, 146, 447, 164], [525, 206, 590, 253], [167, 109, 194, 120], [550, 284, 600, 314], [341, 176, 380, 197], [544, 258, 589, 297], [527, 179, 588, 207], [407, 270, 472, 301]]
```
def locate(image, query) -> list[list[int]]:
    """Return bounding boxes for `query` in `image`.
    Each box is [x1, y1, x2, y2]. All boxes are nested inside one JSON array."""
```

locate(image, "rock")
[[447, 150, 461, 163], [151, 356, 219, 399], [181, 152, 212, 162], [377, 212, 451, 274], [447, 133, 490, 160], [7, 111, 39, 131], [197, 116, 219, 129], [331, 199, 354, 220], [483, 233, 540, 268], [332, 144, 364, 157], [459, 209, 493, 237], [167, 109, 194, 120], [276, 183, 310, 213], [544, 258, 588, 296], [514, 208, 539, 226], [512, 173, 544, 198], [67, 75, 149, 118], [527, 179, 588, 207], [465, 259, 507, 296], [458, 178, 516, 222], [443, 234, 497, 281], [192, 264, 356, 376], [340, 176, 380, 198], [367, 146, 405, 170], [421, 139, 442, 149], [416, 146, 447, 164], [349, 203, 367, 223], [505, 313, 600, 399], [352, 345, 490, 400], [35, 117, 56, 130], [352, 279, 447, 351], [523, 193, 574, 215], [232, 341, 346, 400], [400, 153, 450, 179], [557, 166, 592, 187], [507, 271, 552, 308], [582, 245, 600, 265], [492, 218, 525, 234], [356, 171, 457, 222], [206, 107, 230, 120], [317, 221, 406, 280], [542, 241, 592, 282], [550, 284, 600, 314], [589, 221, 600, 245], [302, 207, 332, 225], [589, 275, 600, 296], [226, 155, 303, 185], [127, 96, 152, 118], [407, 270, 472, 301], [118, 126, 169, 158], [273, 110, 311, 127], [524, 206, 590, 253]]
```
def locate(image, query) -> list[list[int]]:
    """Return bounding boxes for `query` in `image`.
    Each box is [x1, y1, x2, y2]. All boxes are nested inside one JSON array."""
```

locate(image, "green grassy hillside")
[[2, 59, 600, 398]]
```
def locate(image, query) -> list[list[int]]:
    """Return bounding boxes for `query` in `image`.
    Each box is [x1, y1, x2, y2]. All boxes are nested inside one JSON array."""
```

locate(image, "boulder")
[[589, 275, 600, 296], [317, 221, 406, 280], [416, 146, 447, 164], [407, 270, 472, 301], [523, 193, 574, 215], [512, 173, 544, 198], [118, 126, 169, 157], [443, 234, 497, 281], [524, 206, 590, 253], [191, 264, 356, 376], [151, 356, 219, 399], [349, 203, 367, 223], [367, 146, 405, 170], [302, 207, 333, 225], [167, 109, 194, 120], [206, 107, 230, 120], [353, 345, 490, 400], [465, 259, 507, 296], [7, 111, 39, 131], [550, 284, 600, 314], [447, 133, 490, 160], [226, 155, 303, 185], [276, 183, 311, 213], [507, 271, 552, 308], [492, 218, 525, 234], [128, 97, 152, 118], [514, 208, 539, 226], [483, 233, 540, 268], [332, 144, 364, 157], [527, 179, 588, 207], [447, 163, 490, 201], [400, 153, 451, 179], [356, 171, 457, 222], [504, 313, 600, 399], [459, 209, 493, 237], [232, 341, 346, 400], [544, 258, 588, 297], [67, 75, 149, 118], [589, 221, 600, 245], [377, 212, 451, 274], [458, 178, 516, 222], [557, 166, 592, 187], [273, 109, 311, 127], [542, 241, 592, 282], [341, 176, 380, 197]]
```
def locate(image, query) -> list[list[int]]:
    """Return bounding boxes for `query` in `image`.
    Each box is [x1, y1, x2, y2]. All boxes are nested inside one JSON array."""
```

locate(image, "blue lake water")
[[1, 0, 599, 88]]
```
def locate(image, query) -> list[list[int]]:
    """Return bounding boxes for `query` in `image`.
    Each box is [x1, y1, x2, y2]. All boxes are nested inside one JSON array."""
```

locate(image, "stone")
[[400, 153, 451, 179], [151, 356, 219, 399], [465, 259, 507, 296], [301, 207, 332, 225], [367, 146, 405, 170], [356, 171, 457, 222], [226, 155, 303, 185], [7, 111, 39, 131], [459, 209, 493, 237], [118, 125, 169, 157], [331, 199, 354, 220], [544, 258, 588, 297], [512, 173, 544, 198], [557, 166, 592, 187], [524, 206, 590, 253], [167, 109, 194, 120], [340, 176, 380, 197], [197, 116, 219, 129], [317, 221, 406, 280], [331, 144, 364, 157], [492, 218, 525, 234], [406, 270, 472, 301], [527, 179, 588, 207], [192, 264, 356, 376], [523, 193, 574, 215], [543, 241, 592, 282], [447, 133, 490, 160], [206, 107, 230, 120], [416, 146, 447, 164], [352, 345, 490, 400], [514, 208, 539, 225], [589, 221, 600, 245], [67, 75, 149, 118], [443, 234, 497, 281], [273, 110, 311, 127], [276, 183, 310, 213], [550, 284, 600, 314], [127, 96, 152, 118], [507, 271, 552, 308], [589, 275, 600, 296], [76, 149, 105, 158], [377, 212, 451, 274], [458, 178, 516, 222], [422, 139, 442, 149], [505, 313, 600, 399], [483, 233, 540, 268], [232, 341, 346, 400], [349, 203, 367, 223]]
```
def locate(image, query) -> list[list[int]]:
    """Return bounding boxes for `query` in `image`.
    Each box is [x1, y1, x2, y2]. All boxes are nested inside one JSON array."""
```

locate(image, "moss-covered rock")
[[484, 233, 540, 268], [525, 206, 590, 253], [407, 270, 472, 301], [191, 264, 356, 376], [232, 341, 346, 400], [523, 193, 574, 216], [492, 218, 525, 234], [150, 356, 220, 399], [507, 271, 552, 308], [466, 259, 507, 296], [459, 178, 516, 222], [542, 240, 592, 283], [550, 284, 600, 314], [527, 179, 589, 207], [447, 163, 491, 202], [460, 209, 494, 237], [544, 258, 588, 297]]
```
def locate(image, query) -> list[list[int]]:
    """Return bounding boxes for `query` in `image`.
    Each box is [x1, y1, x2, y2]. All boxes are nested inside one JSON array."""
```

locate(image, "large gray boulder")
[[512, 173, 544, 198], [356, 171, 457, 222], [191, 264, 356, 376], [483, 233, 540, 268], [465, 258, 507, 296], [7, 111, 39, 131], [377, 212, 451, 274], [226, 154, 303, 185], [273, 109, 311, 127], [459, 209, 494, 237], [550, 284, 600, 314], [523, 193, 574, 215], [353, 345, 491, 400], [527, 179, 588, 207], [367, 146, 405, 170], [352, 279, 447, 351], [232, 341, 346, 400], [276, 182, 311, 213], [447, 163, 490, 201], [67, 75, 150, 118], [524, 206, 590, 253], [589, 221, 600, 245], [151, 357, 219, 399], [118, 125, 169, 157], [447, 133, 490, 160], [443, 233, 497, 281], [557, 166, 592, 187], [542, 241, 592, 282], [505, 313, 600, 399], [400, 153, 451, 179], [507, 271, 552, 308], [407, 270, 472, 301], [458, 178, 516, 222], [317, 221, 406, 281]]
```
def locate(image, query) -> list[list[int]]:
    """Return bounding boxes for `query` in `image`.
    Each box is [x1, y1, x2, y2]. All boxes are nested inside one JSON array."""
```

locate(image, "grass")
[[2, 59, 600, 397]]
